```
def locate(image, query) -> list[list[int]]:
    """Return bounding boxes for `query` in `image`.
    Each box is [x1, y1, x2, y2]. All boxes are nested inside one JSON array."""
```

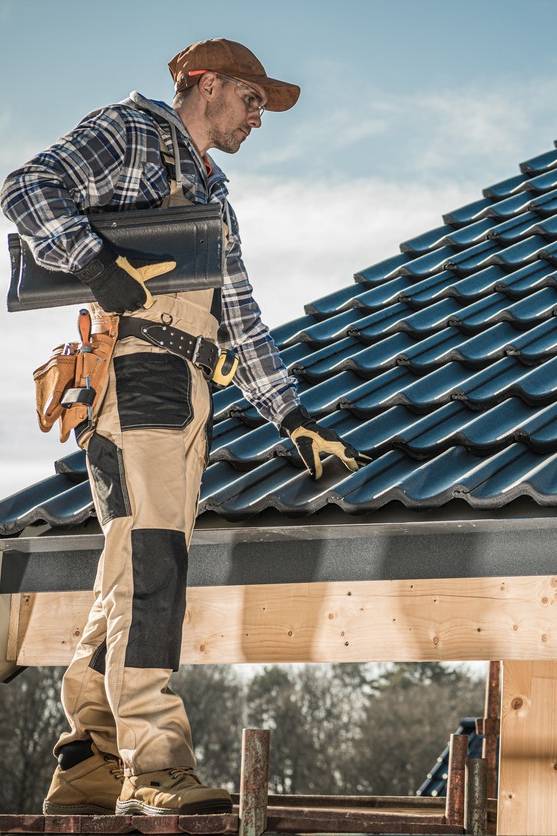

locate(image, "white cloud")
[[249, 74, 557, 185], [232, 173, 477, 324]]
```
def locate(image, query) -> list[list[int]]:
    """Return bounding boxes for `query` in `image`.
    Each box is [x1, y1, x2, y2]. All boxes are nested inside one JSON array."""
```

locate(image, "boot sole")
[[43, 800, 117, 815], [116, 798, 233, 816]]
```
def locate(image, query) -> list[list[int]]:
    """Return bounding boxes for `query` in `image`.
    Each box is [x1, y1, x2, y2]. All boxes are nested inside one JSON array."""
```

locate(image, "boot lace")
[[168, 767, 202, 786], [103, 753, 124, 781]]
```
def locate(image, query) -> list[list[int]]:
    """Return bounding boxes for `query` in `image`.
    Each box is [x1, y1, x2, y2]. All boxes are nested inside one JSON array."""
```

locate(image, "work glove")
[[74, 243, 176, 314], [280, 405, 372, 480]]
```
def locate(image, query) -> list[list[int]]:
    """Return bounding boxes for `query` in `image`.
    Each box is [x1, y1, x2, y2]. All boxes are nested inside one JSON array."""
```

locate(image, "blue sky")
[[1, 0, 557, 495], [2, 0, 557, 184]]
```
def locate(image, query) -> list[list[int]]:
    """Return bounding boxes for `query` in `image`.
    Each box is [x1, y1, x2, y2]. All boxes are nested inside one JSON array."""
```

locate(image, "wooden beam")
[[497, 661, 557, 835], [7, 574, 557, 666]]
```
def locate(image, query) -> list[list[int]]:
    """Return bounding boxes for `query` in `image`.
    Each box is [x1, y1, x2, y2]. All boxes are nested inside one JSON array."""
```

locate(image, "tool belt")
[[118, 316, 219, 379], [33, 311, 239, 443], [118, 317, 238, 387], [33, 311, 118, 443]]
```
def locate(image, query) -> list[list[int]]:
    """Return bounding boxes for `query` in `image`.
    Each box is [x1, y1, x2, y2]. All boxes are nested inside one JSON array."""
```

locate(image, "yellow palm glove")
[[281, 406, 372, 480], [116, 255, 175, 309], [75, 244, 176, 314]]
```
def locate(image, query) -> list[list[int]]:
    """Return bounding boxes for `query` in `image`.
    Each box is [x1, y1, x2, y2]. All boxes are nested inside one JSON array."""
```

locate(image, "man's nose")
[[247, 111, 262, 128]]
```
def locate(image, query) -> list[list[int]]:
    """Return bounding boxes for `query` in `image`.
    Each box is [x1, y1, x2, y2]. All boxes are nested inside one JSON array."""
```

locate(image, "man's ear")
[[197, 71, 219, 102]]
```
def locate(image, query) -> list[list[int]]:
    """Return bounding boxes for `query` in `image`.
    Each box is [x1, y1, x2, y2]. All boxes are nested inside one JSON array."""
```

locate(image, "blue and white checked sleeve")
[[219, 202, 300, 426], [0, 107, 128, 272]]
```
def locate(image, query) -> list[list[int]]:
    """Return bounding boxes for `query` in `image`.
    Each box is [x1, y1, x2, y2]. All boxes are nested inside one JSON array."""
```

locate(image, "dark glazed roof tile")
[[520, 148, 557, 175], [442, 197, 493, 227], [399, 224, 454, 255], [484, 191, 537, 220], [354, 252, 413, 285], [521, 167, 557, 194], [483, 173, 529, 199], [529, 188, 557, 217]]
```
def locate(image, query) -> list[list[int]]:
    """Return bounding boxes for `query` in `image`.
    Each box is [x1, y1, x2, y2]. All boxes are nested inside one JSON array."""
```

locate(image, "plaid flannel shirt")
[[0, 90, 300, 426]]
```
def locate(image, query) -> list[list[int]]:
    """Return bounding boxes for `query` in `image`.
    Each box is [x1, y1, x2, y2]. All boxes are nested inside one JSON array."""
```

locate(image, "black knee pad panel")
[[114, 352, 193, 430], [126, 528, 188, 671]]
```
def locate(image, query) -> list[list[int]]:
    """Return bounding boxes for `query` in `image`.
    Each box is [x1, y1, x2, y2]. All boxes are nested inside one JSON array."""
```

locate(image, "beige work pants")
[[54, 289, 216, 777]]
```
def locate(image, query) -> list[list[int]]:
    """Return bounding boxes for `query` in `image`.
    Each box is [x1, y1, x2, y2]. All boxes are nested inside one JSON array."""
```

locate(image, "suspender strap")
[[118, 316, 219, 378]]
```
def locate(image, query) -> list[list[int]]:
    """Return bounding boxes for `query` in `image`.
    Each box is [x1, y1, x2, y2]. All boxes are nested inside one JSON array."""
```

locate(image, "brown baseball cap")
[[168, 38, 300, 112]]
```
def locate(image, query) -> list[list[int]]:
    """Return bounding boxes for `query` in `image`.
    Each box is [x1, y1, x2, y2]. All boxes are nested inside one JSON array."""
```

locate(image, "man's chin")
[[215, 142, 242, 154]]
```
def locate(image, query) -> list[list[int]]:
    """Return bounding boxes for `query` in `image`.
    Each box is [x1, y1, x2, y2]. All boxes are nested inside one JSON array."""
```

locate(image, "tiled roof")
[[415, 717, 491, 798], [3, 140, 557, 534]]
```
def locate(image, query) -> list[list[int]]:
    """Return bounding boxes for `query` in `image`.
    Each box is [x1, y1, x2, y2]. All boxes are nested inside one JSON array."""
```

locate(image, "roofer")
[[0, 38, 367, 817]]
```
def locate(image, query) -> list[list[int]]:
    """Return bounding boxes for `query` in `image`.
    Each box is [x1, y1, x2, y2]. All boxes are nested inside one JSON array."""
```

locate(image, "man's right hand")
[[74, 244, 175, 314]]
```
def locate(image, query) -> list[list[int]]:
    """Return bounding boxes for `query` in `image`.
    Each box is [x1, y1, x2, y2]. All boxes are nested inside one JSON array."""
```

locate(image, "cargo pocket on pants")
[[113, 352, 193, 430], [87, 433, 131, 525]]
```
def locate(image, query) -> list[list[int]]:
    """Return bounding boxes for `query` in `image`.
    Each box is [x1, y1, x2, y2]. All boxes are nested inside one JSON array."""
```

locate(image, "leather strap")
[[61, 386, 96, 407], [118, 316, 219, 378]]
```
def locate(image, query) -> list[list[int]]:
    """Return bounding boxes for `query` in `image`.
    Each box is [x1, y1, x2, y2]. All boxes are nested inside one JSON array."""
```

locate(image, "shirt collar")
[[122, 90, 227, 185]]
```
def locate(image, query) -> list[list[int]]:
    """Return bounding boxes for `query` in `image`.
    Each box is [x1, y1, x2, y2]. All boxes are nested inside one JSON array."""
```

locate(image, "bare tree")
[[0, 667, 66, 813]]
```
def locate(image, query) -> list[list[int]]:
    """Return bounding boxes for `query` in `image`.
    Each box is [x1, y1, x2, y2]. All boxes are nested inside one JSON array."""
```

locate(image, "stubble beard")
[[210, 130, 242, 154], [207, 98, 243, 154]]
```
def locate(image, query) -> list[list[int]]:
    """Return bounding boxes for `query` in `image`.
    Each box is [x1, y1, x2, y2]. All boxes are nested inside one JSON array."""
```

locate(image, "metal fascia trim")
[[4, 515, 557, 552]]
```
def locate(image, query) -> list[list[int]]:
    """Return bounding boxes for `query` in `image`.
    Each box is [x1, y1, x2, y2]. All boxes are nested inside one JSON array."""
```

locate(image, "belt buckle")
[[192, 335, 203, 368]]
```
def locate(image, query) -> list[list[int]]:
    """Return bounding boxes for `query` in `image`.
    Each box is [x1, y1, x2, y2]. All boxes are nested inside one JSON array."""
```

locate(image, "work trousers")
[[54, 290, 216, 776]]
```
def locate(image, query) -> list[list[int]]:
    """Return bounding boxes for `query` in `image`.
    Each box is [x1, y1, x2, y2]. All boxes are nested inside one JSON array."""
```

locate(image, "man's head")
[[168, 38, 300, 156]]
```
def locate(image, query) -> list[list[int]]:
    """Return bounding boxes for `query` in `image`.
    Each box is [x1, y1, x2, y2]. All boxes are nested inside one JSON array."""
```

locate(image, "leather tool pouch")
[[33, 317, 118, 442]]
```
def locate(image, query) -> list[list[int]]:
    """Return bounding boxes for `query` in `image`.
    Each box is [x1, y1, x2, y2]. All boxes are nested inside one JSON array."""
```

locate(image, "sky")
[[1, 0, 557, 499]]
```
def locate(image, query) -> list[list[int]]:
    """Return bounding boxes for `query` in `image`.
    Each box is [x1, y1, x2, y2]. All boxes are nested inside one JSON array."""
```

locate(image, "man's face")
[[205, 75, 267, 154]]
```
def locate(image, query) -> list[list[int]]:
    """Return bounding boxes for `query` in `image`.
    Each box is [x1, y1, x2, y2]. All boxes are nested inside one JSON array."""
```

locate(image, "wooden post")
[[465, 757, 487, 835], [445, 733, 468, 826], [239, 728, 270, 836], [478, 661, 501, 801], [498, 661, 557, 835]]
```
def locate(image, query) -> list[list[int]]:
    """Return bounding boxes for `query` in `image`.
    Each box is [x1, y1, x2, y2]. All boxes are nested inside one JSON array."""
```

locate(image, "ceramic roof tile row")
[[3, 139, 557, 532]]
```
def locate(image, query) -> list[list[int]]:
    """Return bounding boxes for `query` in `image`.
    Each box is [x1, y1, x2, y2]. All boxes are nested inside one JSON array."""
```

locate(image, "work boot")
[[43, 738, 124, 815], [115, 767, 233, 815]]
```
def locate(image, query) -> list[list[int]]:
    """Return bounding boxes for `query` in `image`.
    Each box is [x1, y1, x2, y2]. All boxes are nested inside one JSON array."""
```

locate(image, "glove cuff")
[[74, 243, 117, 286], [279, 404, 313, 437]]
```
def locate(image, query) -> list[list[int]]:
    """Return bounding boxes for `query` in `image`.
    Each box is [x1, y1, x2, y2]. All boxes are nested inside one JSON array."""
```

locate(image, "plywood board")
[[9, 575, 557, 665], [498, 661, 557, 835]]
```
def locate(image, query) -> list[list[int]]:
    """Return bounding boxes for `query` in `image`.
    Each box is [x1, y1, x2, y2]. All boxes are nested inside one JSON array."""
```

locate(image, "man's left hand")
[[280, 406, 372, 480]]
